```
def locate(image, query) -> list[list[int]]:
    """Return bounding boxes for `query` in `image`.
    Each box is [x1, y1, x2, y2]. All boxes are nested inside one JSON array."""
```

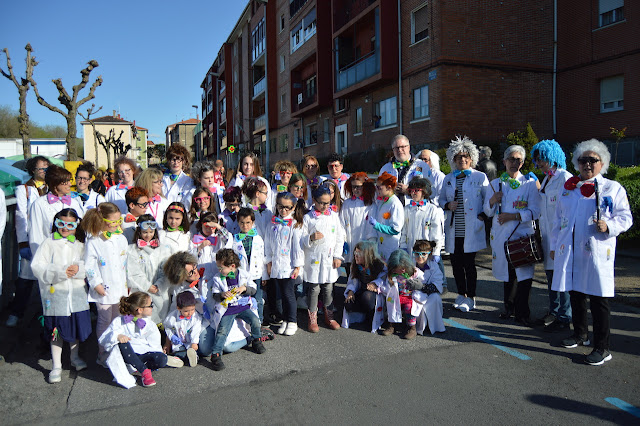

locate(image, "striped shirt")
[[454, 175, 466, 238]]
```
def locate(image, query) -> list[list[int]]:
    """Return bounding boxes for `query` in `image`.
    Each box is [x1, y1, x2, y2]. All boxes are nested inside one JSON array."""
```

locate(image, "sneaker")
[[277, 321, 288, 335], [453, 295, 465, 309], [561, 334, 591, 348], [284, 322, 298, 336], [260, 327, 275, 341], [71, 358, 87, 371], [48, 368, 62, 384], [536, 313, 556, 327], [186, 348, 198, 367], [5, 315, 19, 327], [95, 357, 108, 369], [458, 298, 474, 312], [544, 320, 569, 333], [269, 314, 284, 326], [210, 353, 225, 371], [467, 297, 476, 311], [166, 355, 184, 368], [252, 340, 267, 354], [585, 348, 612, 366], [141, 369, 156, 387]]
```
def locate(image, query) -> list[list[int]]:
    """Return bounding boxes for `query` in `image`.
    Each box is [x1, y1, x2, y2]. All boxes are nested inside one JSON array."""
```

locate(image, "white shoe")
[[49, 368, 62, 384], [277, 321, 288, 335], [284, 322, 298, 336], [166, 355, 184, 368], [71, 358, 87, 371], [5, 315, 18, 327], [453, 295, 465, 308], [467, 297, 476, 311], [458, 301, 470, 312], [186, 348, 198, 367]]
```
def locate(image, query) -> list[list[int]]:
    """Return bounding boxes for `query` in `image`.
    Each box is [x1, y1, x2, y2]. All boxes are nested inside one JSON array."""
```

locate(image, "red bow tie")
[[564, 176, 596, 197], [330, 204, 338, 212], [117, 183, 132, 190], [150, 194, 161, 202], [351, 196, 364, 201], [377, 196, 390, 202], [312, 209, 330, 217], [137, 239, 159, 248], [410, 200, 426, 207], [125, 213, 137, 223], [179, 315, 192, 320]]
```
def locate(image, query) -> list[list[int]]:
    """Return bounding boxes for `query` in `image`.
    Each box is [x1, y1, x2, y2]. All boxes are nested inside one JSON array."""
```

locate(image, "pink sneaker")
[[141, 369, 156, 387]]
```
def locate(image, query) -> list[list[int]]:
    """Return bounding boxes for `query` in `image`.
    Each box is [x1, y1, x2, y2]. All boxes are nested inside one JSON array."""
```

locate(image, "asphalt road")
[[2, 260, 640, 425]]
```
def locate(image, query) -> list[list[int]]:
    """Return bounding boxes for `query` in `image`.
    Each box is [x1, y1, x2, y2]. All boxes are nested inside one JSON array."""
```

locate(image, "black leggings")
[[450, 237, 477, 297], [344, 290, 377, 314], [276, 278, 296, 323], [118, 342, 167, 373], [570, 291, 610, 350], [503, 265, 533, 320]]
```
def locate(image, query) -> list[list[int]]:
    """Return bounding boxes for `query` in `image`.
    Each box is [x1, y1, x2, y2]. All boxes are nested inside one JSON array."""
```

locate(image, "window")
[[303, 8, 316, 41], [305, 122, 317, 146], [374, 97, 397, 127], [411, 4, 429, 44], [233, 41, 237, 57], [323, 118, 330, 142], [290, 7, 316, 53], [305, 76, 317, 99], [252, 19, 266, 62], [234, 69, 238, 83], [294, 128, 301, 149], [280, 55, 286, 72], [413, 85, 429, 119], [355, 107, 363, 133], [280, 14, 285, 32], [280, 134, 289, 152], [291, 21, 303, 52], [281, 93, 287, 112], [600, 75, 624, 112], [599, 0, 624, 27], [219, 98, 226, 122], [335, 98, 347, 113], [270, 137, 276, 153], [234, 96, 238, 109]]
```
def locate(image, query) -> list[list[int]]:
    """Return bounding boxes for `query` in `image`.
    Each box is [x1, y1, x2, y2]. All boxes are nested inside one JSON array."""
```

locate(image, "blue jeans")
[[211, 310, 261, 356], [546, 269, 572, 323], [198, 326, 250, 357], [254, 279, 264, 322], [118, 342, 167, 372]]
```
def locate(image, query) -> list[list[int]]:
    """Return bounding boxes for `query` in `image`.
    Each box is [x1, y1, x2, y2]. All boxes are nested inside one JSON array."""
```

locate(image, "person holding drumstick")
[[550, 139, 632, 365], [484, 145, 540, 326]]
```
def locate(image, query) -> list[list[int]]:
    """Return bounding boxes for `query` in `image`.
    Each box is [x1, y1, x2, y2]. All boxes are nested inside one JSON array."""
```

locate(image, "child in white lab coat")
[[157, 202, 191, 254], [412, 240, 446, 335], [163, 291, 203, 367]]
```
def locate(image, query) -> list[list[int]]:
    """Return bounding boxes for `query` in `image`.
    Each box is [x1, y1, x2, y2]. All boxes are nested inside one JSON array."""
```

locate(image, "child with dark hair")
[[411, 240, 446, 335], [73, 161, 106, 215], [31, 208, 90, 383], [190, 211, 232, 270], [126, 214, 172, 324], [122, 187, 150, 243], [242, 177, 273, 236], [163, 291, 203, 367], [158, 202, 191, 253], [99, 291, 183, 388], [221, 186, 242, 234], [340, 173, 376, 270], [163, 144, 195, 203], [401, 177, 445, 260], [188, 186, 217, 233]]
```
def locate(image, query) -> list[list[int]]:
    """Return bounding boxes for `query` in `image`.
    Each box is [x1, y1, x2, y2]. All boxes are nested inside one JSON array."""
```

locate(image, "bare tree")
[[78, 104, 103, 166], [0, 44, 38, 159], [110, 128, 131, 158], [28, 59, 103, 160]]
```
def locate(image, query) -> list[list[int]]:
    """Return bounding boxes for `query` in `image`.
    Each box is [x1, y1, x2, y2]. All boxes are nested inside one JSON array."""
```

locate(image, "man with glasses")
[[163, 144, 195, 204], [379, 135, 431, 205], [322, 153, 350, 200], [73, 162, 106, 215]]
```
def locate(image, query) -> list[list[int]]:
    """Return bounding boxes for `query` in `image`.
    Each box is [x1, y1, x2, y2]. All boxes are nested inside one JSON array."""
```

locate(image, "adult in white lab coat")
[[379, 134, 431, 205], [440, 136, 488, 312], [485, 145, 540, 325], [137, 168, 170, 226], [105, 157, 138, 214], [6, 156, 49, 327], [417, 149, 446, 205], [72, 162, 106, 216], [530, 140, 573, 332], [229, 152, 274, 208], [322, 152, 350, 200], [551, 139, 632, 365], [162, 144, 195, 204]]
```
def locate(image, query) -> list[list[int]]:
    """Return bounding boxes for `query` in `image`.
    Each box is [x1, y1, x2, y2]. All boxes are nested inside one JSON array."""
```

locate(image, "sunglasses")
[[290, 185, 304, 191], [351, 184, 363, 190], [55, 218, 78, 230], [454, 154, 470, 161], [102, 217, 123, 226], [276, 204, 294, 211], [578, 157, 600, 165], [413, 251, 431, 257], [186, 267, 199, 277], [142, 301, 154, 308], [139, 221, 158, 230], [194, 196, 211, 203]]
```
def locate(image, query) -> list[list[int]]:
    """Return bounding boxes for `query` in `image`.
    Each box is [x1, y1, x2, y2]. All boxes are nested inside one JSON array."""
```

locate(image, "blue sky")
[[0, 0, 248, 144]]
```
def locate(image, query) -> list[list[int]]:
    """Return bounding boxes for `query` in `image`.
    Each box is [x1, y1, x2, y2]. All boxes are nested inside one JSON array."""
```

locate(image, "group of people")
[[3, 133, 632, 388]]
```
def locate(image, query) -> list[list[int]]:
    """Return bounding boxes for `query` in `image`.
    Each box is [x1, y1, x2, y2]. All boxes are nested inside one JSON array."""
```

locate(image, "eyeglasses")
[[203, 222, 217, 229], [139, 221, 157, 230], [169, 157, 184, 163], [194, 196, 211, 203], [258, 190, 268, 195], [55, 218, 78, 230], [186, 267, 198, 277], [413, 251, 431, 257], [454, 154, 470, 161], [135, 201, 150, 208], [505, 157, 524, 164], [276, 204, 294, 211], [102, 217, 123, 226], [279, 171, 293, 176], [59, 180, 71, 185], [393, 145, 410, 150], [76, 176, 91, 182], [305, 164, 318, 169], [226, 202, 240, 208], [578, 157, 600, 165], [117, 169, 132, 175], [35, 167, 48, 172], [315, 200, 330, 207], [142, 301, 154, 308], [328, 163, 342, 168], [290, 185, 304, 191], [408, 188, 422, 194], [351, 184, 363, 190]]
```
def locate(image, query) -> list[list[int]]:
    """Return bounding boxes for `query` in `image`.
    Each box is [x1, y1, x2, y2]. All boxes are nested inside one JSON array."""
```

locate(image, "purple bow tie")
[[192, 234, 218, 245], [123, 314, 146, 329], [47, 193, 71, 206]]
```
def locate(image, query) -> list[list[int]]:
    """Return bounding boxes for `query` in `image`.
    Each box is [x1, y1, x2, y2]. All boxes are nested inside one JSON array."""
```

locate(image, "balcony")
[[253, 77, 266, 99], [333, 0, 376, 32], [292, 93, 317, 114], [290, 0, 309, 19], [336, 50, 379, 92], [254, 114, 266, 134]]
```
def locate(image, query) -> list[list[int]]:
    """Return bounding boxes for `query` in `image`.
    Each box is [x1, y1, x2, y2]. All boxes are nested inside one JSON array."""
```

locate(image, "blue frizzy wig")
[[530, 139, 566, 170]]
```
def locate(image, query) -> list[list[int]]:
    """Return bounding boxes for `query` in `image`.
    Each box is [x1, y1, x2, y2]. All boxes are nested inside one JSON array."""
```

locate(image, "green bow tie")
[[235, 228, 257, 241], [53, 232, 76, 243], [393, 160, 410, 169], [500, 172, 521, 190], [221, 271, 237, 279], [167, 226, 184, 232], [104, 227, 123, 239]]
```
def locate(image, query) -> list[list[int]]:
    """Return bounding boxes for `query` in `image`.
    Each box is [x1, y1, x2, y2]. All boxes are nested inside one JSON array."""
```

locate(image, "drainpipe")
[[553, 0, 557, 136], [397, 0, 403, 135]]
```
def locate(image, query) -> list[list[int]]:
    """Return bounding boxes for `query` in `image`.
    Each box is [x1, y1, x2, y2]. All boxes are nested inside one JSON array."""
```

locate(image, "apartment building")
[[165, 118, 198, 154]]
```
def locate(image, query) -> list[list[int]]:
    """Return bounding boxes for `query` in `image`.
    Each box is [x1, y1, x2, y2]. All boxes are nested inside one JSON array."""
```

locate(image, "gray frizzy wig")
[[163, 251, 198, 285], [446, 136, 479, 170], [190, 161, 217, 185], [572, 138, 611, 175]]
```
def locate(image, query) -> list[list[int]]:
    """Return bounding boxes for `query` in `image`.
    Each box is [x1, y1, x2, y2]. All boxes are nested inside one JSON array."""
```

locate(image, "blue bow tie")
[[453, 169, 471, 177], [79, 192, 90, 202]]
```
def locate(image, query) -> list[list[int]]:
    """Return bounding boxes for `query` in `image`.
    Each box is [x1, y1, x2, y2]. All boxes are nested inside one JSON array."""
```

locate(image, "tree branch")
[[0, 47, 20, 87], [27, 74, 67, 117]]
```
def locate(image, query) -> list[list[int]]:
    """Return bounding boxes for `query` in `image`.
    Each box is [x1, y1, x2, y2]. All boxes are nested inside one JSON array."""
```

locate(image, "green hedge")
[[617, 169, 640, 241]]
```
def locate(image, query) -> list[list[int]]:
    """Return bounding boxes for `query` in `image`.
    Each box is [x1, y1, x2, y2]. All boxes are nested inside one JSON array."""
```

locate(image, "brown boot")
[[381, 323, 396, 336], [323, 307, 340, 330], [403, 324, 417, 340], [308, 310, 320, 333]]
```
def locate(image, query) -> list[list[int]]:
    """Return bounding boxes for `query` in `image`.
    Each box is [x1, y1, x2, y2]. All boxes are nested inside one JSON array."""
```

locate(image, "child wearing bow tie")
[[339, 173, 376, 273], [220, 186, 242, 235], [122, 187, 150, 243], [82, 202, 129, 364], [400, 178, 445, 260], [189, 211, 232, 265], [411, 240, 446, 335], [163, 291, 203, 367], [158, 202, 191, 254], [126, 214, 172, 325], [242, 177, 273, 236], [369, 172, 404, 261], [99, 291, 183, 388], [31, 208, 90, 384]]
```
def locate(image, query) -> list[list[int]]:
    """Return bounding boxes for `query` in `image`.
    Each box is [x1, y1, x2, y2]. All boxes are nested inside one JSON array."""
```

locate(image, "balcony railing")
[[253, 77, 266, 98], [336, 50, 379, 92], [334, 0, 376, 32], [293, 93, 317, 112], [290, 0, 309, 19], [254, 114, 266, 132]]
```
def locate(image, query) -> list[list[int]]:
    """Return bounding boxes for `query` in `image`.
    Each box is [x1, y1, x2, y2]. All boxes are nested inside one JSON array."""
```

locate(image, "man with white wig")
[[550, 139, 632, 365], [418, 149, 445, 205]]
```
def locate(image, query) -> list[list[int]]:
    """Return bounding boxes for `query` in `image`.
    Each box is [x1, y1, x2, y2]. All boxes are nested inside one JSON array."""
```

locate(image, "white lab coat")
[[121, 213, 139, 244], [206, 268, 257, 330], [85, 234, 128, 305], [379, 157, 431, 204], [72, 190, 105, 216], [31, 237, 88, 317], [243, 205, 273, 238], [15, 184, 40, 279], [126, 243, 172, 324], [163, 309, 203, 352], [162, 171, 195, 204], [301, 210, 345, 284], [105, 184, 132, 214], [537, 169, 572, 270], [229, 175, 275, 209], [550, 175, 632, 297], [372, 195, 404, 260], [265, 216, 305, 279], [400, 201, 445, 257], [484, 173, 541, 282], [221, 209, 240, 235], [426, 169, 446, 206], [339, 197, 376, 262], [146, 196, 171, 226], [341, 264, 387, 332], [231, 232, 267, 281], [158, 229, 191, 254], [440, 169, 489, 254], [28, 194, 84, 256], [413, 259, 446, 335]]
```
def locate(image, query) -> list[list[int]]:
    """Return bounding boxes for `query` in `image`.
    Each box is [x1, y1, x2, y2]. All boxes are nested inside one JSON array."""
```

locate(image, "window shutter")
[[599, 0, 624, 14], [601, 76, 624, 103]]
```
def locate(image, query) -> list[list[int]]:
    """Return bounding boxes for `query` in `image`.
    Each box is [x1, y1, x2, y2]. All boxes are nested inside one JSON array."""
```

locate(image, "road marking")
[[605, 398, 640, 418], [444, 318, 531, 361]]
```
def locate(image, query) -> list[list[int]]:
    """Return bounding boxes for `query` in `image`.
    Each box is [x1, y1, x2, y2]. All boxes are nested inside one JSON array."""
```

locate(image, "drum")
[[504, 234, 543, 268]]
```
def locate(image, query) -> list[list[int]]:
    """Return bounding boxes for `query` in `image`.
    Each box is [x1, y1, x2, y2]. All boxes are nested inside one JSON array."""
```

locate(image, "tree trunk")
[[66, 114, 77, 160], [18, 85, 31, 158]]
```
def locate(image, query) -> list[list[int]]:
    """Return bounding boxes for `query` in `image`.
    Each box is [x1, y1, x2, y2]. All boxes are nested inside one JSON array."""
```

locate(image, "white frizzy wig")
[[429, 151, 441, 173], [503, 144, 526, 160], [446, 136, 479, 170], [572, 138, 611, 175]]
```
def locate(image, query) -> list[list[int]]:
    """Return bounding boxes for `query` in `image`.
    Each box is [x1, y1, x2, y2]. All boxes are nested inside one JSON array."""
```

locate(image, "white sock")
[[51, 340, 63, 370]]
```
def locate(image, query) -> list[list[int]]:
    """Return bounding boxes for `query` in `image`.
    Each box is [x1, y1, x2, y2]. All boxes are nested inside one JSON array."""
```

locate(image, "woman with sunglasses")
[[31, 208, 90, 383], [126, 214, 172, 325], [550, 139, 632, 366]]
